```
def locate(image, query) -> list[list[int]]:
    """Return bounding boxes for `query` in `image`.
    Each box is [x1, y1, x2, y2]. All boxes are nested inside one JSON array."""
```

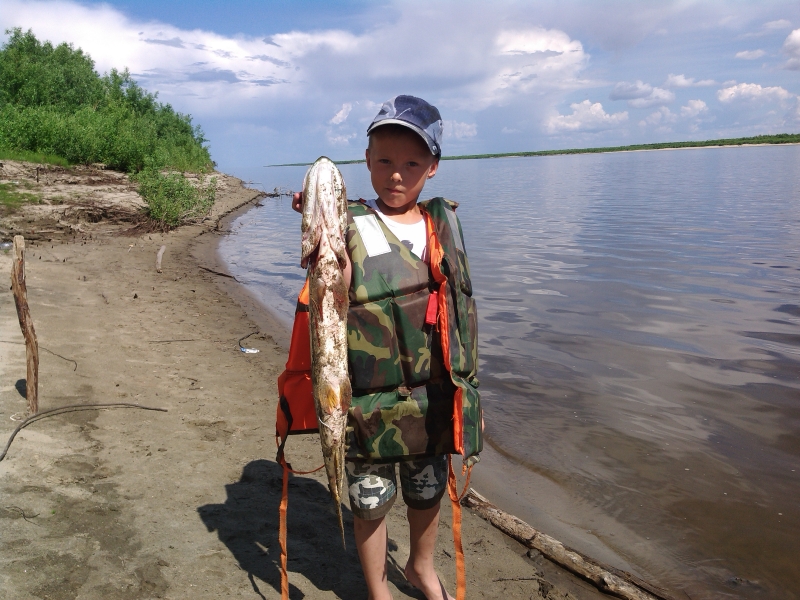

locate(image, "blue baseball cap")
[[367, 95, 443, 157]]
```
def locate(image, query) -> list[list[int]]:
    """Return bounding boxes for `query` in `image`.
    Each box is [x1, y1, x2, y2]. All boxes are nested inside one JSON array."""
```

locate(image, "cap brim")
[[367, 118, 440, 156]]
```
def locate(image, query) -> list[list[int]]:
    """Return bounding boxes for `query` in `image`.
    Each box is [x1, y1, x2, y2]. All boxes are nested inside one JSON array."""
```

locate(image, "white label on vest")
[[445, 208, 465, 253], [353, 215, 392, 257]]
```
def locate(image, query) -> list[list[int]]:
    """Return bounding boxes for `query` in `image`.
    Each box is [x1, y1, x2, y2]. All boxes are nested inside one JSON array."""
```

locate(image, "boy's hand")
[[292, 192, 303, 213]]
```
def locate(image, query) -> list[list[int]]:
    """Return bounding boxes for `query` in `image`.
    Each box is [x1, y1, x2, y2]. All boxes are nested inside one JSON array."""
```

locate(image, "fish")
[[300, 156, 352, 545]]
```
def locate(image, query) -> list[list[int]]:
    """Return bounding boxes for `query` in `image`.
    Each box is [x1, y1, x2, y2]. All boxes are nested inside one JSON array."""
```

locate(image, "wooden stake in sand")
[[462, 489, 676, 600], [156, 245, 166, 273], [10, 236, 39, 414]]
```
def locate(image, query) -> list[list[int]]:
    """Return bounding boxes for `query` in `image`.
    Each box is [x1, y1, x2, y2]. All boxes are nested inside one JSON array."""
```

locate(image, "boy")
[[292, 95, 481, 600]]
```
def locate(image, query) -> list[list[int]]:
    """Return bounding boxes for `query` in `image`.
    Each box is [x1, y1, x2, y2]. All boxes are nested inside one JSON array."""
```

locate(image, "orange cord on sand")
[[276, 436, 324, 600], [279, 462, 290, 600], [448, 455, 473, 600]]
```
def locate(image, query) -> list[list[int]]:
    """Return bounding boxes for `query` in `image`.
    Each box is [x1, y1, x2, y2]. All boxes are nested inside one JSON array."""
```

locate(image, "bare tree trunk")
[[11, 236, 39, 414], [462, 489, 676, 600]]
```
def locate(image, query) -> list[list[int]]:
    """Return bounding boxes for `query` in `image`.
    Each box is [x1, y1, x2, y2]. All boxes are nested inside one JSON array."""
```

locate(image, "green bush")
[[132, 168, 217, 228], [0, 28, 212, 173]]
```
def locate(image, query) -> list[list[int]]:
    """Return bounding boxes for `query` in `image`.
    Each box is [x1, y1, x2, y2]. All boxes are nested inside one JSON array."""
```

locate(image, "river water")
[[219, 145, 800, 599]]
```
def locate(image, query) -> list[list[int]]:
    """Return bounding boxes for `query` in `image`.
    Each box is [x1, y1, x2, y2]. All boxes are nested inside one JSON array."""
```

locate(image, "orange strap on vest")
[[277, 436, 323, 600], [276, 279, 325, 600]]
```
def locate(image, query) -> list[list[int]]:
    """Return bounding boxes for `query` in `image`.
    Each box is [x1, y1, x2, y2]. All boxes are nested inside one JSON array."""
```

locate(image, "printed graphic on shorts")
[[346, 460, 396, 512], [400, 455, 447, 503]]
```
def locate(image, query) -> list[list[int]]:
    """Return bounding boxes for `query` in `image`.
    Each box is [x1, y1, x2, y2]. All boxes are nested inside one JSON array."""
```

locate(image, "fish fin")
[[321, 382, 340, 413]]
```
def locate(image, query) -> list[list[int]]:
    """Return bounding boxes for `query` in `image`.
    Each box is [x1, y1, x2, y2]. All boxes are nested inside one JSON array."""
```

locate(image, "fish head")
[[301, 157, 348, 269]]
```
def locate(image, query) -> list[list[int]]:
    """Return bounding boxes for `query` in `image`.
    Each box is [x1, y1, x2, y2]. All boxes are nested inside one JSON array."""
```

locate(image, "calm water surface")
[[220, 146, 800, 599]]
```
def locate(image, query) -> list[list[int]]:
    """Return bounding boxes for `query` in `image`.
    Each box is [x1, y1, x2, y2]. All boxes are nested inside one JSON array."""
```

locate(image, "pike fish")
[[301, 157, 352, 545]]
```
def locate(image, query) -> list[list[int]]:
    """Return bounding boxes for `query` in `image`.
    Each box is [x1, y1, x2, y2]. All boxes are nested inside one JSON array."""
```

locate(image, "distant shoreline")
[[268, 133, 800, 167]]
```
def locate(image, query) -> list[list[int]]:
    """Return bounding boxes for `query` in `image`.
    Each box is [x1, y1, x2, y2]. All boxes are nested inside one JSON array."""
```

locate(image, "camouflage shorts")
[[345, 455, 448, 520]]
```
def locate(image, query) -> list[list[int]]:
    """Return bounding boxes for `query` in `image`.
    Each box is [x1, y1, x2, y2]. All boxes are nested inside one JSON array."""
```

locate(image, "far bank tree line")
[[0, 28, 215, 226]]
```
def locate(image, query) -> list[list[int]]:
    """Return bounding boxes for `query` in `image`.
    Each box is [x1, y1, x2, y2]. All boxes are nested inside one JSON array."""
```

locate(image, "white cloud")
[[610, 81, 674, 108], [742, 18, 794, 38], [641, 100, 708, 127], [483, 27, 590, 107], [629, 87, 675, 109], [546, 100, 628, 133], [783, 29, 800, 70], [717, 82, 793, 103], [735, 49, 766, 60], [680, 99, 708, 118], [639, 106, 677, 127], [330, 103, 353, 125], [444, 121, 478, 139], [790, 98, 800, 124], [764, 19, 792, 31], [326, 132, 357, 146], [610, 80, 652, 100], [664, 73, 715, 88]]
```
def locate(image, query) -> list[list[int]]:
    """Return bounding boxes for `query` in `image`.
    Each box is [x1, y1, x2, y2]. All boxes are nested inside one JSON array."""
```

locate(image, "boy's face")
[[365, 127, 439, 213]]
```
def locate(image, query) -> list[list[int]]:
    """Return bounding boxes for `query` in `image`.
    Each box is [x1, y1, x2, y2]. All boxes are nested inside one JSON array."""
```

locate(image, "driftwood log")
[[10, 236, 39, 414], [462, 489, 676, 600], [156, 245, 166, 273]]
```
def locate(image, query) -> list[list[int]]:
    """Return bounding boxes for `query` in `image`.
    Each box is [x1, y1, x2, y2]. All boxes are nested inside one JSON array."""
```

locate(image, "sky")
[[2, 0, 799, 170]]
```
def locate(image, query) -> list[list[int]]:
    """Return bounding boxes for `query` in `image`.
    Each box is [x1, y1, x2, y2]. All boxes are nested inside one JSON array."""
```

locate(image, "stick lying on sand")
[[462, 489, 677, 600], [0, 403, 168, 463]]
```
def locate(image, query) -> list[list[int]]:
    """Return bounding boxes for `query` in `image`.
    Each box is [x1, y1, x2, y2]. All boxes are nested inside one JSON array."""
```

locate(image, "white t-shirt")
[[366, 199, 427, 261]]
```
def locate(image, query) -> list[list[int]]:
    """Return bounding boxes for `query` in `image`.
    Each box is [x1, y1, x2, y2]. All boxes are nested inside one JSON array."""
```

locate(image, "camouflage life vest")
[[345, 197, 482, 461]]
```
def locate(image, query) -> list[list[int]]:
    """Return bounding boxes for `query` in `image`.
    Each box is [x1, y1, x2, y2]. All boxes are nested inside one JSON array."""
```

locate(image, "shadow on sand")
[[198, 459, 422, 599]]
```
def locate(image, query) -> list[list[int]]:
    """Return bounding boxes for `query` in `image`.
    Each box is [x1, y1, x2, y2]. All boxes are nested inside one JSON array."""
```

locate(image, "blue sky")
[[2, 0, 799, 170]]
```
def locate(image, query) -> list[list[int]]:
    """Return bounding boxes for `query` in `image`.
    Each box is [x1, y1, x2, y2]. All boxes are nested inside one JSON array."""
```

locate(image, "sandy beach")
[[0, 161, 613, 600]]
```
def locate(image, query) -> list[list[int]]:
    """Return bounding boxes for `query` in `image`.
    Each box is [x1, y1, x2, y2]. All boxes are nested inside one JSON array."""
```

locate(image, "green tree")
[[0, 28, 104, 109], [0, 28, 212, 173]]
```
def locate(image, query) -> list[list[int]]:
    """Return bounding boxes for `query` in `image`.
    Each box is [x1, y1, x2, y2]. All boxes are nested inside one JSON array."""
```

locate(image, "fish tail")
[[336, 504, 346, 548], [327, 432, 347, 548]]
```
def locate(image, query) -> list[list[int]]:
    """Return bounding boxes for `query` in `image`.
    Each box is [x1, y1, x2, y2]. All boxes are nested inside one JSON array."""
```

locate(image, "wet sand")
[[0, 162, 610, 599]]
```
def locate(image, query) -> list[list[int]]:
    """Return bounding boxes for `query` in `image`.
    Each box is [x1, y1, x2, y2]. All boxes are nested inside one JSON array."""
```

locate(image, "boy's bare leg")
[[354, 514, 393, 600], [404, 504, 454, 600]]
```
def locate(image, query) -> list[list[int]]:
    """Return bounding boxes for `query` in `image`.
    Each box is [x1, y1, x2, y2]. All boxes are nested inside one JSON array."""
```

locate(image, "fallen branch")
[[2, 506, 40, 524], [1, 402, 168, 462], [199, 266, 238, 281], [462, 489, 676, 600], [0, 341, 77, 371]]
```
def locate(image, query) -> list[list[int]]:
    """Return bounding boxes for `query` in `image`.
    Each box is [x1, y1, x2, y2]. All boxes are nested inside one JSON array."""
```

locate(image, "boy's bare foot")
[[404, 563, 454, 600]]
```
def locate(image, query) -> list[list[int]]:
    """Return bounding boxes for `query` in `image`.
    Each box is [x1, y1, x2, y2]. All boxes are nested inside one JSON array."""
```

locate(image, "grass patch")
[[132, 168, 216, 228], [0, 181, 41, 213], [0, 147, 70, 166]]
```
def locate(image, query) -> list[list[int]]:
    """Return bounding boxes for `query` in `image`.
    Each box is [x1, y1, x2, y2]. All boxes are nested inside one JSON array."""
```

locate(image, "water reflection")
[[221, 145, 800, 599]]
